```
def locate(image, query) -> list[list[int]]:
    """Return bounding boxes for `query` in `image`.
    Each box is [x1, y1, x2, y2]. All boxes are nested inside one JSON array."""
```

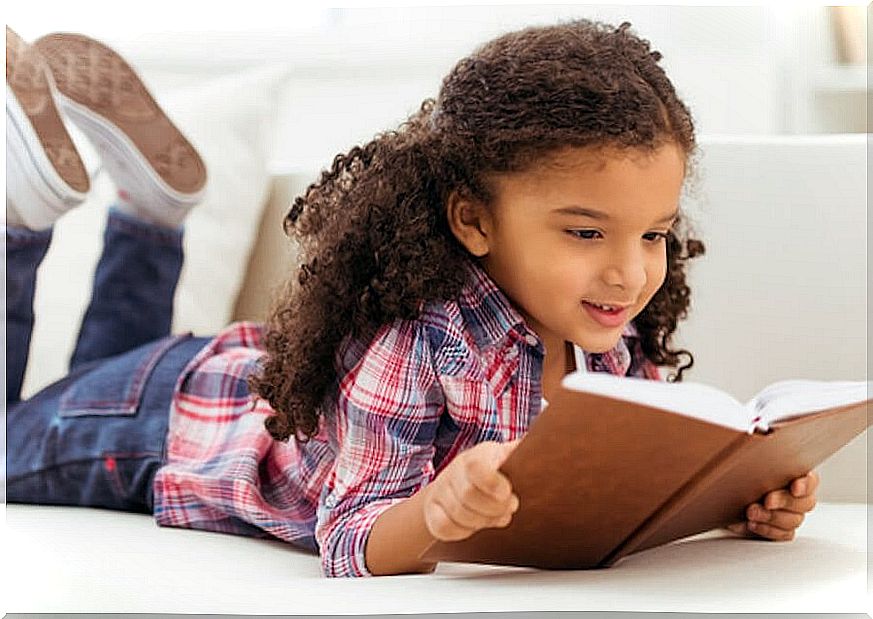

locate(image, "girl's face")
[[449, 142, 686, 356]]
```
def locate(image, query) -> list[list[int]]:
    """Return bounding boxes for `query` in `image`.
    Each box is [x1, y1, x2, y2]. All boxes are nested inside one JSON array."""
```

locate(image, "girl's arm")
[[315, 318, 445, 578], [366, 440, 521, 575], [316, 317, 519, 577], [365, 484, 438, 575]]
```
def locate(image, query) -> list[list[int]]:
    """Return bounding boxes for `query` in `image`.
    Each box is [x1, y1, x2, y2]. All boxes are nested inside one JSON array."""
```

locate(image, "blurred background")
[[7, 2, 869, 173]]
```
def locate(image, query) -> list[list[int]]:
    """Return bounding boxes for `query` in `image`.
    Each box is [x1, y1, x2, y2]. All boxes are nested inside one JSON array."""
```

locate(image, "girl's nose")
[[601, 255, 648, 293]]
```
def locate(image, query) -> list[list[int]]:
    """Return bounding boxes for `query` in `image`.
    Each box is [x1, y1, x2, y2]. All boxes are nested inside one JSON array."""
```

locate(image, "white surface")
[[1, 502, 868, 614]]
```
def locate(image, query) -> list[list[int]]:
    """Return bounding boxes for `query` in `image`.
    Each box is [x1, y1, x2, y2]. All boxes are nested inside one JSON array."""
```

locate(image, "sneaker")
[[6, 26, 90, 230], [33, 32, 207, 227]]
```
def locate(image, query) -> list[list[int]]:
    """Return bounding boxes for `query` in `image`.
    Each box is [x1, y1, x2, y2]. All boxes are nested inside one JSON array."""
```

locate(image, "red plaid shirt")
[[152, 259, 662, 577]]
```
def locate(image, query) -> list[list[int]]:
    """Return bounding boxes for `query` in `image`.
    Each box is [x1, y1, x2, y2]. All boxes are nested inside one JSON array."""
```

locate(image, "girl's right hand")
[[422, 439, 522, 542]]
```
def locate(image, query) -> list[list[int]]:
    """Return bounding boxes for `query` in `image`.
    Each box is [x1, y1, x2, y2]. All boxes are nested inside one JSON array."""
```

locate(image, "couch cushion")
[[2, 501, 866, 613]]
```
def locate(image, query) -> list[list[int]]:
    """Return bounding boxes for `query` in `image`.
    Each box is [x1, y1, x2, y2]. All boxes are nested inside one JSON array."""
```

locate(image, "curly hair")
[[247, 18, 706, 443]]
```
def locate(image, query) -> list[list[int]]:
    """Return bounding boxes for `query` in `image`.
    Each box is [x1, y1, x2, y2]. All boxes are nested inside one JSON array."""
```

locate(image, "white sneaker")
[[6, 27, 90, 230], [33, 32, 207, 228]]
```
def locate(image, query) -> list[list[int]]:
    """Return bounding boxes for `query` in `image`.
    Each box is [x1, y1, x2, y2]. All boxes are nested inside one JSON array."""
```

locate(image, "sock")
[[111, 188, 194, 230], [6, 197, 36, 230]]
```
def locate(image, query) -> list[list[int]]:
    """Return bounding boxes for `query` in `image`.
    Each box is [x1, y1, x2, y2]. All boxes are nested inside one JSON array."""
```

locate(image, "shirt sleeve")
[[315, 318, 445, 578]]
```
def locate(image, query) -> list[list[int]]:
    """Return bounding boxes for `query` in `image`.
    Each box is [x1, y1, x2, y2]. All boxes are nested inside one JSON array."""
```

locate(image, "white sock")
[[111, 188, 195, 230], [6, 197, 36, 230]]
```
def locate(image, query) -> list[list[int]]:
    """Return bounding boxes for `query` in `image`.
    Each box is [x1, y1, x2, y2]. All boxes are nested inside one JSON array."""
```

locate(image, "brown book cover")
[[419, 381, 871, 569]]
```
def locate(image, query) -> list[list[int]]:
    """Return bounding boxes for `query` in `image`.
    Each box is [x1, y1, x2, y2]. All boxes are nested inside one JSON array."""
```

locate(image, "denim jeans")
[[5, 207, 213, 513]]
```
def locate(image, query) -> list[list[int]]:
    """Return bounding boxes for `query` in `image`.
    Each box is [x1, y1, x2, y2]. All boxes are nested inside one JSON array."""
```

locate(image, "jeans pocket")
[[58, 333, 193, 418]]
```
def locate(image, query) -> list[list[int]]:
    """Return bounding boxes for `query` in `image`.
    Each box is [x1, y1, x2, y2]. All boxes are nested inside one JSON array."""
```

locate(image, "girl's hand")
[[422, 439, 522, 542], [725, 470, 820, 541]]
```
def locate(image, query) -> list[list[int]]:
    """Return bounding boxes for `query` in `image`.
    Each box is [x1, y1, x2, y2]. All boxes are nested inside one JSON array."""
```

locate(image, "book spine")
[[751, 414, 769, 433], [599, 431, 751, 567]]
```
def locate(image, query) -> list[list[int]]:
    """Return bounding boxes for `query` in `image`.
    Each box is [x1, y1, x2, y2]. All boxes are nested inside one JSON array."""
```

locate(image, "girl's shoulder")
[[415, 262, 530, 374], [327, 301, 474, 394], [333, 271, 509, 380]]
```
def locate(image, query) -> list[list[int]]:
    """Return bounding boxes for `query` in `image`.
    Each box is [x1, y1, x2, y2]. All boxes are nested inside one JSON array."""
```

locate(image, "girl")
[[6, 20, 820, 578]]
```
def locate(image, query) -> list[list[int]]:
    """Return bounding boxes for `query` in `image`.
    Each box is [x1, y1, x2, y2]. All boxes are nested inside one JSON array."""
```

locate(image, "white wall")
[[672, 135, 868, 503], [9, 4, 866, 174]]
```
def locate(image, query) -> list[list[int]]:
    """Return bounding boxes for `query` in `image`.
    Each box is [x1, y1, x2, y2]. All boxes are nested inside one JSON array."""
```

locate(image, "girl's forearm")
[[364, 484, 439, 576]]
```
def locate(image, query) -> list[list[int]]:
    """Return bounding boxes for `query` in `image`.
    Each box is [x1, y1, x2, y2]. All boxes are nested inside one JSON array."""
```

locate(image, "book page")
[[560, 372, 754, 432], [746, 379, 871, 430]]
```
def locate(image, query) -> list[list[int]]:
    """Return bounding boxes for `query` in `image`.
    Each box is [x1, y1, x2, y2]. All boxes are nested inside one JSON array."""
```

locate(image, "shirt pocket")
[[58, 333, 192, 418]]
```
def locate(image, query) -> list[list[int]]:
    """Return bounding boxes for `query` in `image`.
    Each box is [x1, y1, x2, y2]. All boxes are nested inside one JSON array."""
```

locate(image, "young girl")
[[6, 20, 820, 578]]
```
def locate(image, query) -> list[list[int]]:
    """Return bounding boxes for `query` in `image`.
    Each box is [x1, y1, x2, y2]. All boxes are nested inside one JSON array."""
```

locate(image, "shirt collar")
[[581, 333, 634, 376], [457, 258, 532, 351], [457, 258, 640, 374]]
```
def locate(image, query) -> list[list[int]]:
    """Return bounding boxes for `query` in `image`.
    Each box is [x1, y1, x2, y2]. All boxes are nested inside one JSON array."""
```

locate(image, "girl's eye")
[[567, 230, 670, 242], [642, 232, 670, 243], [568, 229, 601, 240]]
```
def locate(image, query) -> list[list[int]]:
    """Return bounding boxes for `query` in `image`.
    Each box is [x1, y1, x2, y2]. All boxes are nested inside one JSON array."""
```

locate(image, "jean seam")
[[59, 333, 189, 413]]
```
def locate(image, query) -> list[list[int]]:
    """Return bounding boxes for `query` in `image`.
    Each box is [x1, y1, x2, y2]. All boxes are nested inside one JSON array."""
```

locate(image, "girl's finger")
[[425, 496, 473, 541], [747, 505, 805, 531], [763, 491, 817, 513], [493, 438, 522, 468], [466, 451, 513, 500], [747, 520, 796, 541], [446, 471, 513, 520], [453, 459, 519, 512], [792, 470, 820, 497], [725, 522, 752, 537]]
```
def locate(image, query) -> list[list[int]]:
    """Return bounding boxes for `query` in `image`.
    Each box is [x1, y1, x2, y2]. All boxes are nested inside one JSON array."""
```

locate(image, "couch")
[[3, 97, 868, 614]]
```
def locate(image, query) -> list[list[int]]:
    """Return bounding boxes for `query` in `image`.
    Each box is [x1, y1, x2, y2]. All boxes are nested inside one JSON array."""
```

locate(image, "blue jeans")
[[5, 207, 213, 513]]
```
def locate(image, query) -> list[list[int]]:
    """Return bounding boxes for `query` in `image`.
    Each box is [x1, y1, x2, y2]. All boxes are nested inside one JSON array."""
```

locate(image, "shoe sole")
[[6, 27, 90, 196], [34, 32, 206, 201]]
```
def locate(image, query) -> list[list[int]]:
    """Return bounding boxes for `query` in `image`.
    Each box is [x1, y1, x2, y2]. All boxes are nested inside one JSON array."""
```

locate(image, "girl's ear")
[[446, 189, 492, 258]]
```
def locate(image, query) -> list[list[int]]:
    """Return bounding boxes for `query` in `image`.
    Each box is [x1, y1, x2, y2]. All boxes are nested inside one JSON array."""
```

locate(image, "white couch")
[[3, 135, 868, 614]]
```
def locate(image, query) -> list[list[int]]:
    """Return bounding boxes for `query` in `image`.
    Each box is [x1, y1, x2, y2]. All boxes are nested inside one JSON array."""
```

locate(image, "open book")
[[420, 373, 871, 569]]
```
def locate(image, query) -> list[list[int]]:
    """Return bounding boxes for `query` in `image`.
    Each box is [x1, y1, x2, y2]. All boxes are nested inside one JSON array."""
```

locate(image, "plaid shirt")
[[152, 259, 662, 577]]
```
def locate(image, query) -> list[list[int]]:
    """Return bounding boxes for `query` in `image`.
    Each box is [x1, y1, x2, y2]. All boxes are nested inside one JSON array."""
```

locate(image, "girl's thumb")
[[498, 438, 523, 462]]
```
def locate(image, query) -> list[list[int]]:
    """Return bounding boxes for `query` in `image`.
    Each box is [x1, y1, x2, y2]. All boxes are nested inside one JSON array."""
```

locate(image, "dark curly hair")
[[247, 18, 706, 443]]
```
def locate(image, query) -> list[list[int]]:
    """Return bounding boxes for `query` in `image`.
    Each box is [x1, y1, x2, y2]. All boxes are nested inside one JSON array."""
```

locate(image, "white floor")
[[2, 502, 869, 615]]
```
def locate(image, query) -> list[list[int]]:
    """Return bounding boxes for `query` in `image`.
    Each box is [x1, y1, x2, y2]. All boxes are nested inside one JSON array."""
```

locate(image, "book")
[[419, 373, 871, 569]]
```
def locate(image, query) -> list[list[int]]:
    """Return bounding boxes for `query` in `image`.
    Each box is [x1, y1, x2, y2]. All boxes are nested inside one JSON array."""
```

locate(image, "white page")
[[573, 344, 587, 374], [747, 379, 872, 430], [561, 372, 753, 433], [561, 373, 871, 434]]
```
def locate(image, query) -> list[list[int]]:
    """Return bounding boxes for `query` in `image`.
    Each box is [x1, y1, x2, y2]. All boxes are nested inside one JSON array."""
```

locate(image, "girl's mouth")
[[582, 301, 628, 327]]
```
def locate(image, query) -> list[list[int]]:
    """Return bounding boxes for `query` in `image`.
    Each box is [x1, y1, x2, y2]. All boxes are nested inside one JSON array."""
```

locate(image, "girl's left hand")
[[725, 470, 820, 541]]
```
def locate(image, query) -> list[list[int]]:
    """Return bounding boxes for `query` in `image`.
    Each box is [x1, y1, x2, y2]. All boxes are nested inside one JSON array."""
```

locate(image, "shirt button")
[[524, 333, 539, 347]]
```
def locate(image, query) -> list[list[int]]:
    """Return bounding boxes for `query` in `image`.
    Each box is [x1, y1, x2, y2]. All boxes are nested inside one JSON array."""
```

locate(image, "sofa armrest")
[[232, 174, 303, 323]]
